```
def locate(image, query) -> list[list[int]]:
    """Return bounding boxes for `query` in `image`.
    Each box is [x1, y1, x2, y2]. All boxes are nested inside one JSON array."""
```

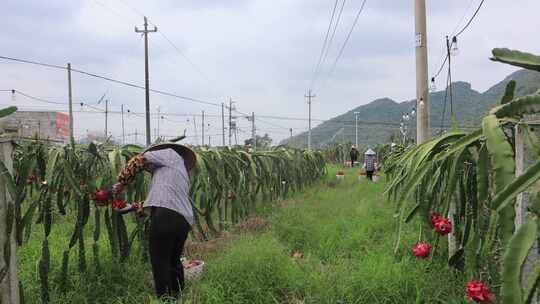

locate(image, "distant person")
[[363, 148, 377, 181], [349, 145, 359, 167]]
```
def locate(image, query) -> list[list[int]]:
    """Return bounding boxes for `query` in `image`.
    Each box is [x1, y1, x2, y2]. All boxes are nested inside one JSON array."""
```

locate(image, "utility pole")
[[201, 110, 205, 146], [193, 116, 198, 146], [121, 104, 126, 145], [445, 36, 454, 119], [104, 99, 109, 139], [289, 128, 293, 142], [135, 129, 138, 144], [354, 111, 360, 147], [135, 16, 157, 146], [67, 63, 74, 144], [251, 112, 256, 150], [156, 107, 161, 140], [228, 98, 233, 148], [415, 0, 430, 144], [208, 136, 211, 147], [305, 90, 316, 150], [221, 103, 226, 147]]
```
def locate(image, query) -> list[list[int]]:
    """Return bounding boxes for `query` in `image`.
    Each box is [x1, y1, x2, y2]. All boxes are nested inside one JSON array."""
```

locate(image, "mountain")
[[283, 69, 540, 148]]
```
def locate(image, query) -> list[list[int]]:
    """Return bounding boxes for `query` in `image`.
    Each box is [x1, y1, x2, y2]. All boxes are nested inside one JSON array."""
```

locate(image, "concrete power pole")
[[201, 110, 205, 146], [305, 90, 316, 150], [104, 99, 109, 139], [193, 116, 198, 146], [121, 104, 125, 145], [135, 16, 157, 146], [157, 107, 163, 141], [222, 103, 226, 147], [228, 99, 233, 148], [289, 128, 293, 142], [354, 111, 360, 147], [251, 112, 256, 150], [415, 0, 430, 144], [67, 63, 74, 144]]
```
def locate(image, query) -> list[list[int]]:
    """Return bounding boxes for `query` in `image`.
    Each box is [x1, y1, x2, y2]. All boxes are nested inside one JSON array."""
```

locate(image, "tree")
[[244, 133, 273, 148]]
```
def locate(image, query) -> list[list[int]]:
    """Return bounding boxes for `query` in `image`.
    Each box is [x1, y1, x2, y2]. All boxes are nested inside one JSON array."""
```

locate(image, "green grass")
[[183, 167, 468, 304], [18, 166, 468, 303]]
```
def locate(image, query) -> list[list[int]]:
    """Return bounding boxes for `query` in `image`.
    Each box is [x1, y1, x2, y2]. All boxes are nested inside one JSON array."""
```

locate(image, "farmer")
[[112, 143, 197, 300], [349, 145, 359, 167], [363, 148, 377, 181]]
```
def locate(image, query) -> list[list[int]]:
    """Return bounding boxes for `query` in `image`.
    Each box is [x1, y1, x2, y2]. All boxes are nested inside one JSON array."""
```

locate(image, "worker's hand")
[[112, 182, 125, 195]]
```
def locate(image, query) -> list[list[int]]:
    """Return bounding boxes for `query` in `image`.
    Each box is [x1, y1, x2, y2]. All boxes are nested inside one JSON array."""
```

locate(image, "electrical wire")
[[324, 0, 368, 82], [454, 0, 486, 37], [3, 89, 480, 130], [447, 53, 454, 118], [309, 0, 339, 89], [432, 52, 449, 81], [88, 0, 139, 23], [0, 55, 65, 70], [0, 55, 222, 107], [111, 0, 218, 93], [13, 90, 71, 105], [233, 108, 290, 131], [451, 0, 476, 36], [114, 0, 146, 18], [312, 0, 347, 89], [439, 69, 450, 133], [432, 0, 486, 83]]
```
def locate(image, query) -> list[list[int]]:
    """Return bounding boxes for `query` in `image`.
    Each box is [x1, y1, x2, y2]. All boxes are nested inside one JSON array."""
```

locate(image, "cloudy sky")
[[1, 0, 539, 145]]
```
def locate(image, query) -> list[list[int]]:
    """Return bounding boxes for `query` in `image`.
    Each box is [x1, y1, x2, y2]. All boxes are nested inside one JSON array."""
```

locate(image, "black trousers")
[[366, 170, 374, 180], [149, 207, 191, 299]]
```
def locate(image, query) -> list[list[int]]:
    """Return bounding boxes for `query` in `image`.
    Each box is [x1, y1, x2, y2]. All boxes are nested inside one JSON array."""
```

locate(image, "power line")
[[431, 52, 449, 81], [88, 0, 138, 23], [4, 89, 481, 129], [454, 0, 486, 37], [0, 55, 65, 70], [13, 90, 67, 105], [450, 0, 476, 36], [111, 0, 218, 93], [310, 0, 339, 89], [232, 108, 290, 131], [90, 0, 220, 94], [312, 0, 347, 89], [0, 55, 222, 107], [3, 90, 297, 124], [440, 67, 451, 133], [325, 0, 368, 82], [114, 0, 146, 18], [431, 0, 485, 84], [156, 31, 217, 87]]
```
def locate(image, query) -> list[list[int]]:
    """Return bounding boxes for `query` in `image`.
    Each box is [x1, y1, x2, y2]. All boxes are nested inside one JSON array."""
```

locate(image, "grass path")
[[183, 167, 467, 304], [18, 166, 467, 303]]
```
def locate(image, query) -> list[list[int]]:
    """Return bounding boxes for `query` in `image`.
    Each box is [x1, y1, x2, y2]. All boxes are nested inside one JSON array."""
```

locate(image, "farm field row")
[[183, 166, 468, 304], [18, 166, 467, 303]]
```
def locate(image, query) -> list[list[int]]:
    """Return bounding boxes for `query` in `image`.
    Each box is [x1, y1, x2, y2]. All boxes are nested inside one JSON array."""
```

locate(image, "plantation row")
[[1, 142, 326, 303], [385, 48, 540, 303]]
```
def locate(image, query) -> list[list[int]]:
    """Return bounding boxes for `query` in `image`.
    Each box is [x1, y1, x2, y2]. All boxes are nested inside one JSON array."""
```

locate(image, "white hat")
[[143, 143, 197, 172]]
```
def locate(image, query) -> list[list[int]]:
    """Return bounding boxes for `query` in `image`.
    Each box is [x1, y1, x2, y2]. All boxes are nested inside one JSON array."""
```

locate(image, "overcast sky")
[[1, 0, 539, 145]]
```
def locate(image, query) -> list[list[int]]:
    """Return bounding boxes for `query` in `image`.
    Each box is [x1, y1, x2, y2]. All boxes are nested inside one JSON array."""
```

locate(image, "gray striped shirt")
[[364, 155, 376, 171], [143, 148, 193, 226]]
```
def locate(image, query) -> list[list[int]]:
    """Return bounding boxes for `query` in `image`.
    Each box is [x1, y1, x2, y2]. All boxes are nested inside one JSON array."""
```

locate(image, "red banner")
[[56, 112, 70, 139]]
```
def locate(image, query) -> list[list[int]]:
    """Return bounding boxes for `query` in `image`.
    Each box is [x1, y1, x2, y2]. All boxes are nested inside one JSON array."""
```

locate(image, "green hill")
[[283, 69, 540, 148]]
